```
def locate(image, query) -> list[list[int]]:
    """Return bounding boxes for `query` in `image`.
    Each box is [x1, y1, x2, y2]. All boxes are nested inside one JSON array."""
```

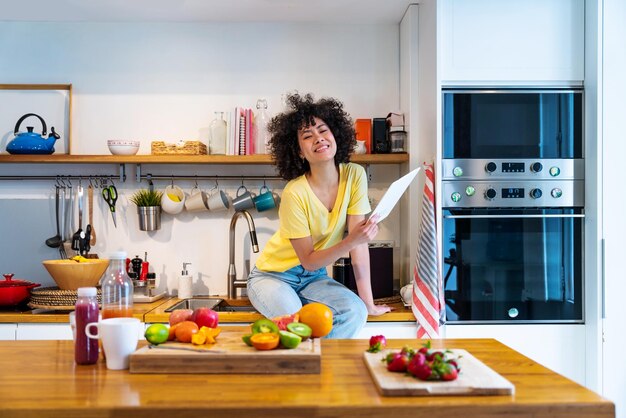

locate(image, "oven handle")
[[443, 214, 585, 219]]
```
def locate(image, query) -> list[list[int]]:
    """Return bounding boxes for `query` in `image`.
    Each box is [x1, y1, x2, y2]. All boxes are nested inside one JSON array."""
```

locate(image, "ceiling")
[[0, 0, 416, 24]]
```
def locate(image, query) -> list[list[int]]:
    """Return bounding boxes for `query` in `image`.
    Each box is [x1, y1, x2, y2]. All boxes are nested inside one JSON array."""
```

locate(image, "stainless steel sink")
[[165, 298, 257, 313]]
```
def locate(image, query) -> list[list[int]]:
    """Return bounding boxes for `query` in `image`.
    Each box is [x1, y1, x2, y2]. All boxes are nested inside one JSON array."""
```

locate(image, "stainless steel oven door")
[[442, 208, 584, 323]]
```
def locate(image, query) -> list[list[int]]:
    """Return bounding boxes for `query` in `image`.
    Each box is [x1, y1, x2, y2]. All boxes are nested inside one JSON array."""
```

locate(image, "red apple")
[[169, 309, 193, 326], [191, 307, 219, 328]]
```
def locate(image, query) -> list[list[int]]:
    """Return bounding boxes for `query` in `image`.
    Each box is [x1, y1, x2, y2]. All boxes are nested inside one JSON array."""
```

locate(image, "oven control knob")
[[465, 186, 476, 196], [530, 188, 543, 199], [451, 192, 462, 203], [549, 166, 561, 177], [551, 188, 563, 198], [485, 162, 497, 173], [484, 188, 497, 200], [530, 162, 543, 173], [453, 167, 463, 177]]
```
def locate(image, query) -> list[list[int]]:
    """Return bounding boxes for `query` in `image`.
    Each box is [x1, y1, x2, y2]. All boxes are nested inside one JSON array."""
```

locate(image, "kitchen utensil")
[[42, 259, 110, 290], [71, 185, 84, 252], [6, 113, 61, 155], [363, 348, 515, 396], [80, 225, 92, 256], [102, 183, 118, 227], [45, 186, 62, 248], [0, 273, 40, 306], [88, 184, 96, 245], [130, 329, 321, 374], [58, 186, 68, 259]]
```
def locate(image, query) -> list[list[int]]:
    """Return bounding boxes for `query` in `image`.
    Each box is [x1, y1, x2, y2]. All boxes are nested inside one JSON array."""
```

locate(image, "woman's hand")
[[346, 215, 380, 247], [366, 303, 392, 316]]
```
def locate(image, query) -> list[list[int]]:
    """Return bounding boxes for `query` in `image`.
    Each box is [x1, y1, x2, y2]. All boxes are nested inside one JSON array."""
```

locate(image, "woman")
[[247, 93, 391, 338]]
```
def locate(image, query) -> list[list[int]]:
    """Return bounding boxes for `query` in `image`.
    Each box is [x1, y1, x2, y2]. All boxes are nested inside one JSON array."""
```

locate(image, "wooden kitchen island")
[[0, 337, 613, 418]]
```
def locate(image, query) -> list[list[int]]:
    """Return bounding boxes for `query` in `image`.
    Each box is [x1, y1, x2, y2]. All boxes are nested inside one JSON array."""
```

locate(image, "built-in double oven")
[[442, 88, 584, 323]]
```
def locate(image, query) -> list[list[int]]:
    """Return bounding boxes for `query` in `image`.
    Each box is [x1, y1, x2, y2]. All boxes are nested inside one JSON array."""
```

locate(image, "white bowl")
[[107, 140, 140, 155]]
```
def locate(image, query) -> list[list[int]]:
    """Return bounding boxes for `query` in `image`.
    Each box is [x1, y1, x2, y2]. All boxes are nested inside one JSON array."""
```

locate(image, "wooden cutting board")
[[129, 329, 321, 374], [363, 349, 515, 396]]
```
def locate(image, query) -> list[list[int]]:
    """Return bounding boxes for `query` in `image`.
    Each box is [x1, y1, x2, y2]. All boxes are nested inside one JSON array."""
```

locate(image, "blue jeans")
[[247, 265, 368, 339]]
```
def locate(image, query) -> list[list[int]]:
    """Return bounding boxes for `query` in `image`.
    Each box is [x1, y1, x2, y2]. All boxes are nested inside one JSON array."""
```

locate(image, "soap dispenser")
[[178, 262, 193, 300]]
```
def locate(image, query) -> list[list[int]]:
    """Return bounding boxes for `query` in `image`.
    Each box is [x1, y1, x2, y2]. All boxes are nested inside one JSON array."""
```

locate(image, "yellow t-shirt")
[[256, 163, 371, 272]]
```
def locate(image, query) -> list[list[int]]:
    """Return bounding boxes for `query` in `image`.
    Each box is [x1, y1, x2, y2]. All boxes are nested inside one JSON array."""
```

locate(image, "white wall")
[[0, 21, 403, 295]]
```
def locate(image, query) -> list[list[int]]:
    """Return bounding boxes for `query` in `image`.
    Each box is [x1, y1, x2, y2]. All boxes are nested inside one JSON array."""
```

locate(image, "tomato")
[[174, 321, 199, 343], [298, 302, 333, 338], [250, 332, 280, 350]]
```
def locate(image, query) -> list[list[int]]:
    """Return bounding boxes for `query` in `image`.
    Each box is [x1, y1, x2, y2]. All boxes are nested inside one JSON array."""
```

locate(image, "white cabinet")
[[444, 324, 586, 386], [356, 322, 418, 339], [0, 324, 16, 340], [440, 0, 584, 83], [16, 323, 73, 340]]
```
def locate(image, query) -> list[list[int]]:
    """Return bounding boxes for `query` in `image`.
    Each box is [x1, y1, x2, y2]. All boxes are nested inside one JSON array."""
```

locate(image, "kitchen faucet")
[[228, 210, 259, 299]]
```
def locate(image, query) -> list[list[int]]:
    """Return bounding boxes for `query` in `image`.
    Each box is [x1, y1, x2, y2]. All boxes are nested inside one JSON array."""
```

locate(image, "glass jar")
[[389, 130, 407, 153], [254, 99, 270, 154], [101, 251, 134, 319], [209, 111, 227, 155], [74, 286, 99, 365]]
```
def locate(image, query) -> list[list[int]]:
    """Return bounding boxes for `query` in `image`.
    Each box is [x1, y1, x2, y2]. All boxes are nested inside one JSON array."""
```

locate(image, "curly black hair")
[[268, 93, 356, 180]]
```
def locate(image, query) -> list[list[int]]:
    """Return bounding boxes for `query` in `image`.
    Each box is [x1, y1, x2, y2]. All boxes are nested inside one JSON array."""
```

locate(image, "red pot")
[[0, 274, 40, 306]]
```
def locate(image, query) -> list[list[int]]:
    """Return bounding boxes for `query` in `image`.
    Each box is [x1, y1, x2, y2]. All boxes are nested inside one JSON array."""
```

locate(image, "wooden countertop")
[[0, 337, 613, 418], [0, 297, 416, 324]]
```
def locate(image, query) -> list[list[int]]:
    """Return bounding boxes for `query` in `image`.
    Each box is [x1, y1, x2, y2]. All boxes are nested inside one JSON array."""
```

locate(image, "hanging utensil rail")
[[140, 174, 284, 182], [0, 174, 119, 182]]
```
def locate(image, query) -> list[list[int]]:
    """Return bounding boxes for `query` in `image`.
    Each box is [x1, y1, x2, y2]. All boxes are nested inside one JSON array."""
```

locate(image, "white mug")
[[161, 184, 186, 215], [207, 188, 230, 212], [184, 186, 209, 212], [85, 317, 141, 370]]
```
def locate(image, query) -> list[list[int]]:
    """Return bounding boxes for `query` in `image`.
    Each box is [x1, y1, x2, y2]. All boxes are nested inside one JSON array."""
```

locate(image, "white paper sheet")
[[370, 167, 421, 223]]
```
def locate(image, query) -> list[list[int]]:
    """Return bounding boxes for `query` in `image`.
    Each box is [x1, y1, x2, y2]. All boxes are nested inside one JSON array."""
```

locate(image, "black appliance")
[[372, 118, 390, 154], [332, 245, 393, 299], [441, 87, 584, 323]]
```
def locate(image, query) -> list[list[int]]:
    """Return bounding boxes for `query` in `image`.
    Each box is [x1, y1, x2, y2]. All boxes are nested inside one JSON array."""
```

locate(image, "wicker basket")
[[151, 141, 207, 155], [28, 286, 102, 311]]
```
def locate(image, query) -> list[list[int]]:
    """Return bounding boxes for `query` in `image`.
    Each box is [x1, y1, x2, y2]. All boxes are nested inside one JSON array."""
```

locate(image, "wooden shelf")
[[0, 153, 409, 165]]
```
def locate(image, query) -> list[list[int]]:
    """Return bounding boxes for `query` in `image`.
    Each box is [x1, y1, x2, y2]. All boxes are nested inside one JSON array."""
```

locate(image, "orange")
[[168, 323, 179, 341], [174, 321, 199, 343], [298, 302, 333, 338], [250, 332, 280, 350]]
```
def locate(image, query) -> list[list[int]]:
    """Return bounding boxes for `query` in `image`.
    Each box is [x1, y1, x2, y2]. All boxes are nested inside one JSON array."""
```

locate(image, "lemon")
[[167, 193, 181, 202], [145, 323, 169, 345]]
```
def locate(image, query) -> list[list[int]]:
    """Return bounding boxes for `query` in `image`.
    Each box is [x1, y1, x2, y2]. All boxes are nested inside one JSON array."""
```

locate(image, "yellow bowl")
[[42, 259, 110, 290]]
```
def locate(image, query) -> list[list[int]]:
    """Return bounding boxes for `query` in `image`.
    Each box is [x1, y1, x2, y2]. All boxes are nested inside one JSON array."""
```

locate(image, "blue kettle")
[[6, 113, 61, 155]]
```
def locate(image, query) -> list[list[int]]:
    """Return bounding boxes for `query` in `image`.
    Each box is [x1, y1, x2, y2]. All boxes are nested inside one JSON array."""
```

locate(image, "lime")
[[145, 323, 169, 345], [279, 330, 302, 349]]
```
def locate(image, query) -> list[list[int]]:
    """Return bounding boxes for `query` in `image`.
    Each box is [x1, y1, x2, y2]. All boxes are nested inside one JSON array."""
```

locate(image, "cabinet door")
[[356, 322, 418, 339], [0, 324, 16, 340], [16, 324, 73, 340], [440, 0, 584, 83]]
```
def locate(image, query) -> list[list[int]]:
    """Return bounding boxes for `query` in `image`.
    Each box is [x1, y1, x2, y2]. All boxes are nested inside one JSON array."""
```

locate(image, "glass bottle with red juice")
[[74, 287, 99, 365]]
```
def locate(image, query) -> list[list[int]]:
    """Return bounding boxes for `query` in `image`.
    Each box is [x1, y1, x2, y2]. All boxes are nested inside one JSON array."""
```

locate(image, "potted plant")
[[130, 189, 163, 231]]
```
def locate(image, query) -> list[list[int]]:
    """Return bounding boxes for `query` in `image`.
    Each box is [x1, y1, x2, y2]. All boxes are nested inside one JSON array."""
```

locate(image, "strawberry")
[[386, 352, 410, 372], [367, 335, 387, 353], [426, 350, 444, 362], [441, 362, 459, 381]]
